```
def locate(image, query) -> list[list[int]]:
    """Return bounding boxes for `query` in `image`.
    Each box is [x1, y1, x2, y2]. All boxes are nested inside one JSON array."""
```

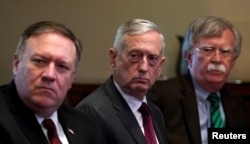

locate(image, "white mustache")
[[207, 63, 226, 73]]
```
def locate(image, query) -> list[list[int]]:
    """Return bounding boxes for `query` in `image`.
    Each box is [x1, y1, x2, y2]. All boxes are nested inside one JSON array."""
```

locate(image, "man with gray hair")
[[0, 21, 106, 144], [148, 16, 247, 144], [77, 18, 167, 144]]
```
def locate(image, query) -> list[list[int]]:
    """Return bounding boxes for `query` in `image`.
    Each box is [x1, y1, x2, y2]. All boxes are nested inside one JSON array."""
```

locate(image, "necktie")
[[208, 93, 224, 128], [42, 119, 62, 144], [139, 102, 157, 144]]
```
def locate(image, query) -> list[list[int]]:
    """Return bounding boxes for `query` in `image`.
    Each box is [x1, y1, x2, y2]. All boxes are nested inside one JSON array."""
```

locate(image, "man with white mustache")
[[207, 63, 226, 73], [148, 16, 247, 144]]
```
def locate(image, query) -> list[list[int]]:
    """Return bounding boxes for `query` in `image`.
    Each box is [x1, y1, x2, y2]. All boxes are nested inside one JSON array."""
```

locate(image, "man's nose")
[[138, 56, 149, 72], [211, 50, 223, 62], [42, 63, 56, 82]]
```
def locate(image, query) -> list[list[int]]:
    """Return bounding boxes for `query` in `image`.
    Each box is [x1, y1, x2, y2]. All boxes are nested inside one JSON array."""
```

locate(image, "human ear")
[[109, 48, 117, 69]]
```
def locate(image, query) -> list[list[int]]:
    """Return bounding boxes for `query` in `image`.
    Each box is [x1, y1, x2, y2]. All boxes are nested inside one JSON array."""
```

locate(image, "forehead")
[[123, 31, 163, 55], [25, 33, 76, 62], [195, 29, 234, 47]]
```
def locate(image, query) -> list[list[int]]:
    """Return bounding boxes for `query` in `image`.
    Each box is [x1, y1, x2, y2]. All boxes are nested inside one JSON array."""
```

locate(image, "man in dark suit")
[[148, 16, 247, 144], [0, 21, 105, 144], [76, 18, 167, 144]]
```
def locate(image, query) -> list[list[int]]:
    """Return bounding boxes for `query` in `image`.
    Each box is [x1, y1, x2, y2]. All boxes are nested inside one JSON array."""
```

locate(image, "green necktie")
[[208, 93, 224, 128]]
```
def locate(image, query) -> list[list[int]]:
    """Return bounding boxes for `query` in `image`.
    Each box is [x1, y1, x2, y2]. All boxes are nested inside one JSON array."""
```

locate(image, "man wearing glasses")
[[148, 16, 247, 144]]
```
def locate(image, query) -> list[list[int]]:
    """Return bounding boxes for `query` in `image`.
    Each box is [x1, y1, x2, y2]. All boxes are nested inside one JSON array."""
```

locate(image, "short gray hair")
[[180, 16, 242, 75], [15, 21, 82, 68], [113, 18, 165, 56]]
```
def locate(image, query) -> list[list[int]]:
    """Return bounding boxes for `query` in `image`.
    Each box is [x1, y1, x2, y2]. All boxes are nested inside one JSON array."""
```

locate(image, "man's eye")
[[148, 55, 159, 66], [203, 47, 214, 52], [128, 52, 142, 62], [130, 53, 140, 58], [221, 49, 231, 54], [32, 58, 45, 64], [58, 64, 69, 71], [148, 55, 159, 61]]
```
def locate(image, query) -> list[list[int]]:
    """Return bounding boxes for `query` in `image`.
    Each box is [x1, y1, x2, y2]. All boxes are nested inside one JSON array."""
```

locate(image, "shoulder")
[[149, 74, 193, 97], [153, 75, 190, 88], [76, 86, 111, 109], [148, 76, 193, 111], [148, 101, 162, 114], [59, 105, 107, 143], [0, 83, 14, 105], [75, 86, 117, 122], [220, 86, 246, 106], [59, 104, 103, 127], [76, 78, 120, 112], [0, 84, 10, 96]]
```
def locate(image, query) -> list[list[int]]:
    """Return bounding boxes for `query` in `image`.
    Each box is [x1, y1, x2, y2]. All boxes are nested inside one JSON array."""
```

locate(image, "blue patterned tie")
[[208, 93, 224, 128]]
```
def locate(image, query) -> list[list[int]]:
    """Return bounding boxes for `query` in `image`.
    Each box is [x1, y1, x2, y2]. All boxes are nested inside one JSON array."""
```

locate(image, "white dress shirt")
[[36, 111, 69, 144], [113, 79, 159, 144]]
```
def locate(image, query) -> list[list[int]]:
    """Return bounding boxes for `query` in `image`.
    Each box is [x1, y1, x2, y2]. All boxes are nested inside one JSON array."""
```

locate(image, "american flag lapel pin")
[[68, 128, 75, 135]]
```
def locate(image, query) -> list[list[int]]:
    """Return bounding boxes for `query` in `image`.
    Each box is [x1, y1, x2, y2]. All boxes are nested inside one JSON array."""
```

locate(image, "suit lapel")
[[220, 88, 239, 127], [148, 103, 165, 144], [14, 114, 49, 144], [117, 108, 147, 144], [57, 106, 77, 144], [180, 75, 201, 144], [105, 76, 147, 144], [6, 82, 49, 144]]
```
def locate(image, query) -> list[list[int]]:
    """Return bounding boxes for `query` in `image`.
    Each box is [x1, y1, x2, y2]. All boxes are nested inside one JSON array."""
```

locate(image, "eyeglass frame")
[[195, 46, 234, 58]]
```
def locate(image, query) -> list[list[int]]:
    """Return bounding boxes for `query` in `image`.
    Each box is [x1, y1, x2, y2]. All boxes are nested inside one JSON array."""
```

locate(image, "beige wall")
[[0, 1, 249, 84]]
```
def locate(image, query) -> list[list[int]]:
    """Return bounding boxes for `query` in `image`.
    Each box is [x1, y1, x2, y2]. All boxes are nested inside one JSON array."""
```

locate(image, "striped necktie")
[[208, 93, 224, 128]]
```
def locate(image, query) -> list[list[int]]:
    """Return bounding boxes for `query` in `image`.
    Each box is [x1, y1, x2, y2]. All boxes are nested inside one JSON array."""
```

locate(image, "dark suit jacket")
[[0, 81, 106, 144], [76, 76, 167, 144], [147, 74, 247, 144]]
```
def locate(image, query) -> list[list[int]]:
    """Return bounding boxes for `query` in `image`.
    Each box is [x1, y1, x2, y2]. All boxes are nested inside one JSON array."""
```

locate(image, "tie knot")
[[208, 93, 224, 128], [43, 119, 57, 134], [208, 93, 220, 104], [42, 119, 62, 144], [139, 102, 150, 116]]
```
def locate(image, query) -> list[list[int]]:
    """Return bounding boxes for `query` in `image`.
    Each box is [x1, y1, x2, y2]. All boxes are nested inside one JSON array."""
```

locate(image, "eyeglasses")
[[195, 47, 233, 58]]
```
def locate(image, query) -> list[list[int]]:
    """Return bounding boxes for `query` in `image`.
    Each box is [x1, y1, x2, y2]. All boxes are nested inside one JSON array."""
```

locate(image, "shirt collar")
[[35, 111, 59, 127], [190, 74, 220, 103], [113, 79, 147, 113]]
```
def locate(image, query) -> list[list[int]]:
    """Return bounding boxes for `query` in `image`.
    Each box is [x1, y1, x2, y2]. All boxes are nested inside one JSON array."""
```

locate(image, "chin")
[[207, 77, 226, 84], [33, 96, 54, 105], [206, 73, 226, 80], [133, 85, 148, 92]]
